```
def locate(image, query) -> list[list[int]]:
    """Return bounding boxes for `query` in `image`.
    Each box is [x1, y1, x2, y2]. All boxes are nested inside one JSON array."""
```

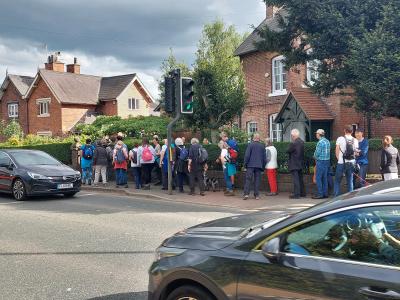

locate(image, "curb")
[[80, 186, 261, 211]]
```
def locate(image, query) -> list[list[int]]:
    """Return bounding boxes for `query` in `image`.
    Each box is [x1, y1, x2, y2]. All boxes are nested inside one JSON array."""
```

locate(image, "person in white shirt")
[[219, 141, 234, 196], [334, 125, 359, 196], [265, 138, 278, 196]]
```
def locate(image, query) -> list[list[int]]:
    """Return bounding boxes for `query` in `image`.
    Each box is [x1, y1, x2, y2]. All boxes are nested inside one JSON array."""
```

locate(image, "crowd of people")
[[70, 125, 400, 200]]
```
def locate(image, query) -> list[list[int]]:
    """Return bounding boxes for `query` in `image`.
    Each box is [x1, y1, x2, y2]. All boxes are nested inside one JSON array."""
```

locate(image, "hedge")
[[4, 138, 395, 173]]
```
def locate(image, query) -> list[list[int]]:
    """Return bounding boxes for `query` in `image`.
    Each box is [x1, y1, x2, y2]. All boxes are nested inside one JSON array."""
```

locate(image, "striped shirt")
[[314, 137, 330, 161]]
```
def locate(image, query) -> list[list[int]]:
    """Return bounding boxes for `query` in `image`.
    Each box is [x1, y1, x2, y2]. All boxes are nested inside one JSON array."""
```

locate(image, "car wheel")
[[13, 179, 27, 201], [63, 192, 77, 198], [166, 285, 215, 300]]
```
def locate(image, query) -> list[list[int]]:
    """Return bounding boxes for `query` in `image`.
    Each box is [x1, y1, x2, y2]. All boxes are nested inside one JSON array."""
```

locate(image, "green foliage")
[[258, 0, 399, 118], [220, 127, 250, 143], [75, 116, 171, 139], [2, 120, 23, 140], [186, 20, 247, 131], [2, 143, 72, 164]]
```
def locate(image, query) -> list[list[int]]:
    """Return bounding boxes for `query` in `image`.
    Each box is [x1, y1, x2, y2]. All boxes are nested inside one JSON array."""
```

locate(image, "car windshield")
[[12, 151, 61, 166]]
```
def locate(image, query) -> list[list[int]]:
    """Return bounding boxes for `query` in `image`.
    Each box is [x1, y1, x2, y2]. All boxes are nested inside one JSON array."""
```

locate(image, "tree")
[[257, 0, 400, 121], [189, 20, 247, 142]]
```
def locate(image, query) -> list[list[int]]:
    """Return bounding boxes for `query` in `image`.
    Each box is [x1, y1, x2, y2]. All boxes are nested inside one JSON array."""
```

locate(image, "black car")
[[0, 149, 81, 200], [149, 180, 400, 300]]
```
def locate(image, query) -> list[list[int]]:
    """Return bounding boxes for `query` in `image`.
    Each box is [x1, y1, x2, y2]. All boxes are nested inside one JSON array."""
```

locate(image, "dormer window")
[[270, 55, 287, 96]]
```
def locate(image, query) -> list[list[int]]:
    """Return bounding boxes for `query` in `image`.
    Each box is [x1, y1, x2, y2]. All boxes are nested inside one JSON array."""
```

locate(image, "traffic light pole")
[[167, 69, 181, 195]]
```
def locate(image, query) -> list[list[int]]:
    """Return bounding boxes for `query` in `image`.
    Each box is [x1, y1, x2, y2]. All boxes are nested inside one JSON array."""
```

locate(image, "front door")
[[237, 204, 400, 299]]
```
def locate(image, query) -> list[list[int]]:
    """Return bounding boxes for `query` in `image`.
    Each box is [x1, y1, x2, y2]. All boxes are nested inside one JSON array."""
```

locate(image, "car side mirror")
[[8, 163, 15, 170], [262, 237, 281, 261]]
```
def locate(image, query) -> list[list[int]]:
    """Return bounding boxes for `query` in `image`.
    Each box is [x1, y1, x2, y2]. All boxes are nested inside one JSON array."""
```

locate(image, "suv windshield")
[[12, 151, 61, 166]]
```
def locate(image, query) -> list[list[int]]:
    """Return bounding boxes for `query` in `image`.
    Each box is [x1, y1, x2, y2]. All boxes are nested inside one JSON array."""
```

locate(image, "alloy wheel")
[[13, 180, 25, 200]]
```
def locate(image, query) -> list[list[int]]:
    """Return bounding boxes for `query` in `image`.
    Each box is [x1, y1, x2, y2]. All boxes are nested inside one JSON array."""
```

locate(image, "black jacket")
[[93, 146, 109, 166], [287, 138, 305, 171], [244, 141, 267, 170]]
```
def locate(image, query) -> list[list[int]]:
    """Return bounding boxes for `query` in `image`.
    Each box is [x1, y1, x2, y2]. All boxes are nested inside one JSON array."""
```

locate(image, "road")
[[0, 192, 244, 300]]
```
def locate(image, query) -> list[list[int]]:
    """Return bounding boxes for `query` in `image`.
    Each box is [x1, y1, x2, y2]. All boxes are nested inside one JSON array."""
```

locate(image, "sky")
[[0, 0, 265, 99]]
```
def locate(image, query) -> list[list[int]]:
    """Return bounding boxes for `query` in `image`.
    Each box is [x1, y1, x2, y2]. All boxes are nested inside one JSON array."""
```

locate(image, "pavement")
[[81, 181, 325, 212]]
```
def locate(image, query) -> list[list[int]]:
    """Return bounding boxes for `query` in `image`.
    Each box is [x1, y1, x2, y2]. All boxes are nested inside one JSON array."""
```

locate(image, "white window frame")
[[269, 55, 287, 97], [7, 103, 18, 118], [128, 98, 140, 110], [37, 98, 50, 117], [37, 131, 52, 137], [306, 60, 320, 86], [247, 121, 258, 135], [269, 113, 283, 142]]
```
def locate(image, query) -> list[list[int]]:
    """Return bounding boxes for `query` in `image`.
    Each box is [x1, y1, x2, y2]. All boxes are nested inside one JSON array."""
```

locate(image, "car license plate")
[[57, 183, 73, 189]]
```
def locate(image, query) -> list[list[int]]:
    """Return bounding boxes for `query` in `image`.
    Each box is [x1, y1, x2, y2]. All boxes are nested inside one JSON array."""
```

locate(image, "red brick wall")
[[97, 100, 117, 116], [27, 77, 62, 136], [0, 81, 29, 135]]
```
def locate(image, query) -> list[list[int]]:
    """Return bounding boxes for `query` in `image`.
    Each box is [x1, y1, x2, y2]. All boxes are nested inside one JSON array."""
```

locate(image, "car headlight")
[[75, 172, 81, 179], [154, 246, 186, 262], [27, 172, 50, 180]]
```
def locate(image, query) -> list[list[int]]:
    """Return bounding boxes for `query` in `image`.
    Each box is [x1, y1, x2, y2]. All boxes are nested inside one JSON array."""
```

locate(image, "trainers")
[[243, 195, 249, 200], [200, 192, 205, 196], [255, 196, 260, 200], [225, 191, 234, 197]]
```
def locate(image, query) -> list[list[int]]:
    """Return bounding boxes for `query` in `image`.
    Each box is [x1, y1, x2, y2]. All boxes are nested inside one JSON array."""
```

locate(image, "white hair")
[[175, 138, 183, 146], [291, 128, 300, 137], [191, 138, 199, 145]]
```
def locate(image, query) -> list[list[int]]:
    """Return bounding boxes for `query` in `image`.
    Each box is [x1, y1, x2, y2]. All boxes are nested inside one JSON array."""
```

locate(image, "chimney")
[[66, 57, 80, 74], [266, 4, 278, 19], [45, 52, 65, 72]]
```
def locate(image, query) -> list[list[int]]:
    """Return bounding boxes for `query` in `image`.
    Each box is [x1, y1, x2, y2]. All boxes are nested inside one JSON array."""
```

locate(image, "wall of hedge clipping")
[[10, 138, 397, 174]]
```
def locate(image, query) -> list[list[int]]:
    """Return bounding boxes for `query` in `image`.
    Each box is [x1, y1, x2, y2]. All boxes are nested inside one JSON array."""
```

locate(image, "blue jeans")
[[358, 164, 368, 188], [177, 172, 185, 191], [115, 168, 127, 186], [316, 160, 330, 197], [224, 168, 233, 191], [132, 167, 141, 188], [82, 167, 92, 183], [244, 168, 262, 197], [334, 163, 354, 197]]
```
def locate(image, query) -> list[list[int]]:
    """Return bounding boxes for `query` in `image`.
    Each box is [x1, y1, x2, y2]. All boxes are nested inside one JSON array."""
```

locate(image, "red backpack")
[[142, 146, 153, 162], [228, 148, 238, 163]]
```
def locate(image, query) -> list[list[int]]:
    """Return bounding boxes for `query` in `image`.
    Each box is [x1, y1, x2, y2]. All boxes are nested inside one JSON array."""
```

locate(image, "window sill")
[[8, 116, 19, 119], [268, 90, 287, 97], [38, 114, 50, 118]]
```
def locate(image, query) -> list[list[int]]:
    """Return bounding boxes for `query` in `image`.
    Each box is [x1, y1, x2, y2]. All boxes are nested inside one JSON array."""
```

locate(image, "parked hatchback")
[[0, 149, 81, 200], [149, 180, 400, 300]]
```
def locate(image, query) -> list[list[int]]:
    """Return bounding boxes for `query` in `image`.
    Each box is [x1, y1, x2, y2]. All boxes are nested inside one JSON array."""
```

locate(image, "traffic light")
[[180, 77, 194, 114], [164, 76, 175, 113]]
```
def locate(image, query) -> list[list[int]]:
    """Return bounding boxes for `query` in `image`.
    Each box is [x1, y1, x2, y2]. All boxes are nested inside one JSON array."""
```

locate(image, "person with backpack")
[[243, 133, 267, 200], [113, 140, 129, 188], [138, 137, 156, 190], [380, 135, 400, 181], [188, 138, 207, 196], [220, 141, 234, 196], [265, 138, 278, 196], [226, 139, 238, 189], [174, 138, 188, 193], [129, 143, 141, 189], [93, 139, 109, 186], [80, 138, 95, 185], [334, 125, 359, 196]]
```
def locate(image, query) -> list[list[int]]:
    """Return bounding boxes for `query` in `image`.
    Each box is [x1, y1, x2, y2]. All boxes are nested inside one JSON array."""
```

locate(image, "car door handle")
[[359, 287, 400, 299]]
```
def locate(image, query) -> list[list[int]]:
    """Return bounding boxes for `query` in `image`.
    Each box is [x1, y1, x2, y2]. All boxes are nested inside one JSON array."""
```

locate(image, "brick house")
[[0, 53, 156, 137], [235, 6, 400, 142]]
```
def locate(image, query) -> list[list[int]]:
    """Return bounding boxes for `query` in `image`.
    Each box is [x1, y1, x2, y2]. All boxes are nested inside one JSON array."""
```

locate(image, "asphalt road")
[[0, 192, 244, 300]]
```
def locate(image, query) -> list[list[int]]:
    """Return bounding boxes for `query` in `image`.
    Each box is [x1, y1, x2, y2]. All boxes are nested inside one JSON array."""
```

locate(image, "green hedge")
[[3, 138, 395, 173]]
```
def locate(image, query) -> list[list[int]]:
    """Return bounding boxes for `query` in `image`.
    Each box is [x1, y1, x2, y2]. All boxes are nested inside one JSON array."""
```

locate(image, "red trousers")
[[265, 169, 278, 193]]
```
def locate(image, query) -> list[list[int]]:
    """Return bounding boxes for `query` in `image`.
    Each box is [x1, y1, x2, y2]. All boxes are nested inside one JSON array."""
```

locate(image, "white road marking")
[[76, 193, 97, 197], [0, 201, 22, 205]]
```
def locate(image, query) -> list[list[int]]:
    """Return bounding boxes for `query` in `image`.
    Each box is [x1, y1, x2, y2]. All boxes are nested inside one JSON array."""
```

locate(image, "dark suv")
[[149, 180, 400, 300]]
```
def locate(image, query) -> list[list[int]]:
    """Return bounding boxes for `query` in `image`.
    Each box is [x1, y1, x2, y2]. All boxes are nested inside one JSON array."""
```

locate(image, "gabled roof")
[[234, 14, 283, 57], [0, 74, 34, 99], [276, 88, 334, 122], [99, 74, 136, 100]]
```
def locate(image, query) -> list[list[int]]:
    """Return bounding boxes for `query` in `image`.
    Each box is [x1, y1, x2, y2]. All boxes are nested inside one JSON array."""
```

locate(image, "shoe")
[[88, 180, 92, 186], [115, 185, 120, 188], [301, 194, 307, 198], [93, 184, 98, 187], [200, 192, 205, 196], [255, 196, 260, 200], [124, 185, 129, 188], [188, 191, 195, 196], [266, 192, 278, 196], [161, 187, 167, 190], [225, 191, 234, 197], [243, 195, 249, 200], [179, 189, 184, 193], [290, 195, 300, 199], [224, 190, 230, 195], [312, 195, 325, 199], [142, 185, 150, 190]]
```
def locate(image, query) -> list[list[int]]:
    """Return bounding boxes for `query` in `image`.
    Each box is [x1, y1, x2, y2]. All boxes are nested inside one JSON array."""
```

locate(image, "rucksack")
[[142, 146, 153, 162], [227, 148, 238, 163], [115, 148, 126, 164], [179, 147, 189, 161], [227, 139, 238, 151], [82, 145, 93, 160], [342, 137, 355, 160], [131, 149, 138, 164], [198, 146, 208, 164]]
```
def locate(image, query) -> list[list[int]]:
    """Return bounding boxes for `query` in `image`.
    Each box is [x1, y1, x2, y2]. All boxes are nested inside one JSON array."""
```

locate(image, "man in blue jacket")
[[243, 133, 267, 200], [355, 128, 369, 188]]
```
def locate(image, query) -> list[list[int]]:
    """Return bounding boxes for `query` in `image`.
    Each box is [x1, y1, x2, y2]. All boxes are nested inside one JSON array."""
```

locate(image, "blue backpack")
[[179, 147, 189, 161], [82, 145, 94, 160], [115, 148, 126, 164]]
